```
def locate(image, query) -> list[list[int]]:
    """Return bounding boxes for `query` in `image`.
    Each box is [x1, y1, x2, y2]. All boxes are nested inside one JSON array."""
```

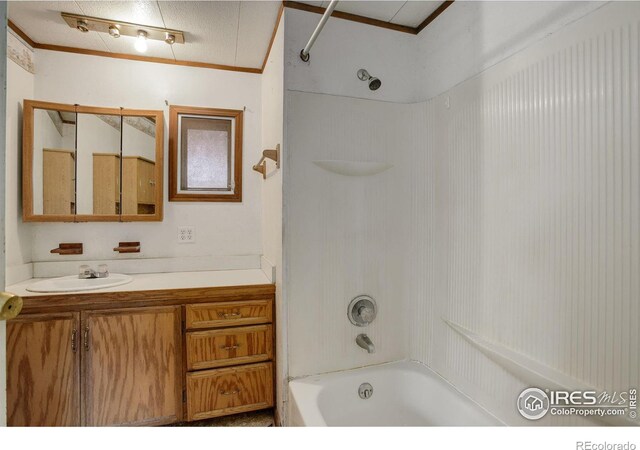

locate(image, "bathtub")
[[288, 361, 502, 426]]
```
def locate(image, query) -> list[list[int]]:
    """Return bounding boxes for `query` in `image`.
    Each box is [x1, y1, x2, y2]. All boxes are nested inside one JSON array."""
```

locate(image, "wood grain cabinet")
[[184, 300, 275, 421], [82, 306, 182, 426], [43, 148, 75, 215], [6, 285, 275, 427], [93, 153, 120, 215], [7, 306, 182, 426], [122, 156, 156, 215], [6, 313, 80, 426]]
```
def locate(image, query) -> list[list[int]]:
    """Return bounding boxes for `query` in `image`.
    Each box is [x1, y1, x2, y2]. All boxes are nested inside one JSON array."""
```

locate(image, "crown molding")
[[283, 0, 454, 36]]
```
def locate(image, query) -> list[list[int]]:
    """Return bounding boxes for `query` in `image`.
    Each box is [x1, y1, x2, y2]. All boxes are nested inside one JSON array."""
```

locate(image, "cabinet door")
[[138, 159, 155, 205], [82, 306, 182, 426], [6, 313, 80, 426]]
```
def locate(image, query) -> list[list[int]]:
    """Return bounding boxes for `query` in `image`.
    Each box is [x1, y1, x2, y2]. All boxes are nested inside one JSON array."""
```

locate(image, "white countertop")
[[7, 269, 272, 298]]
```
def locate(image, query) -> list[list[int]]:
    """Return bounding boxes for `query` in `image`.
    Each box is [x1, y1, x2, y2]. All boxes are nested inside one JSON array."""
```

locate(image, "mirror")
[[77, 112, 122, 215], [23, 100, 164, 222], [122, 116, 157, 216], [32, 107, 76, 216]]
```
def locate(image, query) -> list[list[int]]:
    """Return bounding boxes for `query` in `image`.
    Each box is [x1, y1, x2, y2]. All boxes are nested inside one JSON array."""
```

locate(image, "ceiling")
[[8, 1, 282, 69], [8, 1, 446, 71], [297, 1, 443, 28]]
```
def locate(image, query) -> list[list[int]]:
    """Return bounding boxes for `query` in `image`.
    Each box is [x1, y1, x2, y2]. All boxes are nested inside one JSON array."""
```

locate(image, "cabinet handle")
[[84, 326, 89, 351], [218, 311, 242, 319], [71, 329, 77, 352], [219, 389, 241, 396], [220, 344, 241, 350]]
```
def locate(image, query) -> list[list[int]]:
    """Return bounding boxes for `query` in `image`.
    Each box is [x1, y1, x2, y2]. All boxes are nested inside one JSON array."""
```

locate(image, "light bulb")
[[134, 30, 148, 53]]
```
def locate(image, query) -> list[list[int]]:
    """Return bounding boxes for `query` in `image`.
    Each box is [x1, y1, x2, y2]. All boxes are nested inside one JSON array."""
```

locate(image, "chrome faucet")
[[356, 333, 375, 354], [79, 266, 98, 279], [78, 264, 109, 279]]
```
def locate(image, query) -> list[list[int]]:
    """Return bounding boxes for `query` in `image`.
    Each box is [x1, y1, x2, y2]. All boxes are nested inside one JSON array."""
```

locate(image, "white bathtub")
[[288, 361, 502, 426]]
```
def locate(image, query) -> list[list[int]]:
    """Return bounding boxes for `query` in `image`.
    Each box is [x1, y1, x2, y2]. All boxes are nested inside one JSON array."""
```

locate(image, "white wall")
[[407, 1, 640, 425], [261, 16, 286, 422], [122, 120, 155, 161], [30, 50, 263, 264], [415, 1, 606, 100], [284, 8, 419, 103], [1, 0, 8, 426], [5, 58, 33, 282]]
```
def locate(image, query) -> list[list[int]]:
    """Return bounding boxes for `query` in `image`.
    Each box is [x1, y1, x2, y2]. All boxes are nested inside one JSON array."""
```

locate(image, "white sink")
[[26, 274, 133, 293]]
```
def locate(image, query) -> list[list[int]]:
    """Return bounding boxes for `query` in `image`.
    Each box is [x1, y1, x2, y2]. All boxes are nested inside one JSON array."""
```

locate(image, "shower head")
[[357, 68, 382, 91]]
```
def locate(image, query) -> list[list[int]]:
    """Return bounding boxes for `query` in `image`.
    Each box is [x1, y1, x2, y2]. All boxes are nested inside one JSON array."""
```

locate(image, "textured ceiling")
[[298, 1, 443, 28], [8, 1, 282, 68], [8, 1, 445, 69]]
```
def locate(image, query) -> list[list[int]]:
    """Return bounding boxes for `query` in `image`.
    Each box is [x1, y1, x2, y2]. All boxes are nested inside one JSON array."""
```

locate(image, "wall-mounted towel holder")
[[253, 144, 280, 179], [50, 243, 83, 255]]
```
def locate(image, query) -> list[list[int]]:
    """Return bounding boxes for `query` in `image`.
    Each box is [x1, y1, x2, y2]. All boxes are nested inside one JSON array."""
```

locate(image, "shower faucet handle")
[[358, 306, 375, 323], [348, 295, 378, 327]]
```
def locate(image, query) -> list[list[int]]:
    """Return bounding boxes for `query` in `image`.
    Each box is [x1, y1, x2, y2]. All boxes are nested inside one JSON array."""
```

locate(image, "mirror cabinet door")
[[76, 112, 122, 216], [33, 107, 77, 216], [24, 101, 163, 222], [121, 116, 157, 216]]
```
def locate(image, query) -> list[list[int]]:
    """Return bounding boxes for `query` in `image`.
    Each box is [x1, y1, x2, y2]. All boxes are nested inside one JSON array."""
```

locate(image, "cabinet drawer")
[[186, 362, 273, 421], [186, 325, 273, 370], [185, 300, 272, 329]]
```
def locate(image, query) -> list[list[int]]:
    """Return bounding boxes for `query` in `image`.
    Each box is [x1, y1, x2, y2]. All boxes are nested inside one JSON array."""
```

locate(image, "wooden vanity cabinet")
[[6, 312, 81, 426], [6, 284, 275, 427], [6, 306, 182, 427], [184, 299, 275, 421], [82, 306, 182, 426]]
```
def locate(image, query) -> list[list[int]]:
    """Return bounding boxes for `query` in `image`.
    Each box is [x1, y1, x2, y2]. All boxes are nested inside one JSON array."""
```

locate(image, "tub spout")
[[356, 334, 375, 354]]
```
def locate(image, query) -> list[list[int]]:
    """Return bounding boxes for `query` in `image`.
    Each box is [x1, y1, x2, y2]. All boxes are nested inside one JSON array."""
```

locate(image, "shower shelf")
[[443, 319, 633, 426], [312, 160, 392, 177]]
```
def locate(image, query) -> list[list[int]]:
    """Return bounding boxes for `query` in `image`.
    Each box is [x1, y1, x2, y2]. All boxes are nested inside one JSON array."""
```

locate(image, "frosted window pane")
[[180, 117, 232, 191], [186, 129, 228, 188]]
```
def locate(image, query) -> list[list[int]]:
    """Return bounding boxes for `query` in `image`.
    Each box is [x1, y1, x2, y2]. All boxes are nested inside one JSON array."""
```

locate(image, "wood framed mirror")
[[22, 100, 164, 222]]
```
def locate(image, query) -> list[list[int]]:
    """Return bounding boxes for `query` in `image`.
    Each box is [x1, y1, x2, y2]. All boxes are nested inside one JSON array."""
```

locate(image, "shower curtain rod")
[[299, 0, 339, 62]]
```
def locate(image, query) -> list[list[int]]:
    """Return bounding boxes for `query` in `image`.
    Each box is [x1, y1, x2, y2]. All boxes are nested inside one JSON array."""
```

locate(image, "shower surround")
[[283, 1, 639, 426]]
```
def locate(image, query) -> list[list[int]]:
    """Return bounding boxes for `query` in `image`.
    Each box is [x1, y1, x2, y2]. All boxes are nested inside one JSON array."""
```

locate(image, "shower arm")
[[299, 0, 339, 62]]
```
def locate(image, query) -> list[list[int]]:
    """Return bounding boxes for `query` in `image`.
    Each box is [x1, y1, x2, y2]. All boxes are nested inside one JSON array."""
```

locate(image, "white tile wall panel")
[[285, 91, 411, 378], [285, 1, 639, 426], [408, 1, 640, 425]]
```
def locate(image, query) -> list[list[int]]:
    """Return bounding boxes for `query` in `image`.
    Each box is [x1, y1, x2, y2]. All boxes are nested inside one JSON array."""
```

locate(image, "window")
[[169, 106, 243, 202]]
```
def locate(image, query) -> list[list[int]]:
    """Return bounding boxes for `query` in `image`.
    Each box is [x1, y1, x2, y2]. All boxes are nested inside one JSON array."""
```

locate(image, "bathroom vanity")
[[5, 270, 275, 427]]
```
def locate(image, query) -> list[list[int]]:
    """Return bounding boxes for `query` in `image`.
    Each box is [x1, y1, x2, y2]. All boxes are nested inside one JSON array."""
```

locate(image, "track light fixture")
[[62, 12, 185, 52]]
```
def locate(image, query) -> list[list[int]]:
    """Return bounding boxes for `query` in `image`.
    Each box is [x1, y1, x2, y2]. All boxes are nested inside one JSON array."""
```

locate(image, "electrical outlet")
[[177, 226, 195, 243]]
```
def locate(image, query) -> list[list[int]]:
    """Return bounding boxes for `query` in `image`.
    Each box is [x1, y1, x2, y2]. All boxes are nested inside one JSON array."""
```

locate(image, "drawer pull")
[[220, 344, 242, 350], [220, 389, 241, 396], [218, 311, 242, 319]]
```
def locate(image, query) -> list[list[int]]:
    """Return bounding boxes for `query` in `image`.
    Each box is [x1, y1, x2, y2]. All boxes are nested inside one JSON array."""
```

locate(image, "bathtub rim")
[[287, 359, 504, 426]]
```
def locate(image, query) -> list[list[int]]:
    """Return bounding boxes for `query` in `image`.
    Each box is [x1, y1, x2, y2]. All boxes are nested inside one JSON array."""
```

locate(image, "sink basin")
[[26, 274, 133, 293]]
